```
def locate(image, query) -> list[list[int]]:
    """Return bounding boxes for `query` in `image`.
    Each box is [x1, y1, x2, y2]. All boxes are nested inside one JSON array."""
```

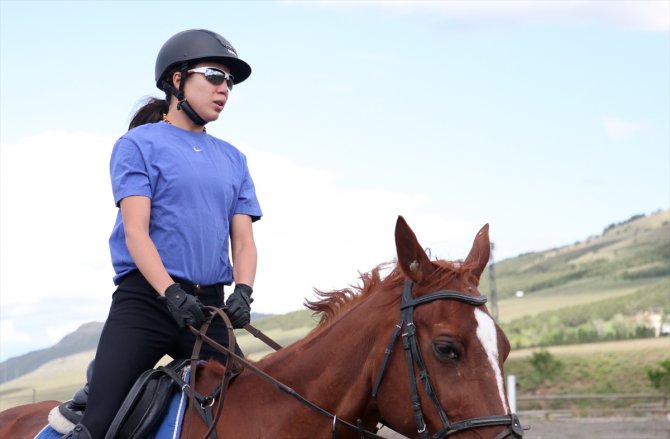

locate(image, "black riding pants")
[[80, 271, 237, 439]]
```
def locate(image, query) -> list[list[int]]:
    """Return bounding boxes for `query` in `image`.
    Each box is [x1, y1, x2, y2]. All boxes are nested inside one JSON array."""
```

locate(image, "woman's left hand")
[[225, 284, 253, 328]]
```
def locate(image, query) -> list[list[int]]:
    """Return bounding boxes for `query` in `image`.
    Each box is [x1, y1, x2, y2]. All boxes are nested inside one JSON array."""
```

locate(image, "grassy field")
[[495, 277, 660, 323], [508, 336, 669, 360], [506, 337, 669, 396], [0, 351, 95, 411]]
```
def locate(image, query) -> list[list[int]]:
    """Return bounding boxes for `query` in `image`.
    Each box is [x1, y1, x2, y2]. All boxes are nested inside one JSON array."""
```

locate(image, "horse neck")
[[258, 294, 394, 425]]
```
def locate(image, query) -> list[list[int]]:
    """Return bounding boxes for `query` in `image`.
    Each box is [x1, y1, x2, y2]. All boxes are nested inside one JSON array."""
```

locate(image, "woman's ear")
[[171, 70, 182, 90]]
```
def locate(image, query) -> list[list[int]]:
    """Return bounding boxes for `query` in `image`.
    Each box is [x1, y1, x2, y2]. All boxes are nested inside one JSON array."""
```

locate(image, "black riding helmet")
[[155, 29, 252, 126]]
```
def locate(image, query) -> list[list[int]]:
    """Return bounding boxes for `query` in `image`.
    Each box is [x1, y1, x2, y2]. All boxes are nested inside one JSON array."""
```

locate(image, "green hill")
[[481, 209, 669, 305], [485, 210, 669, 349]]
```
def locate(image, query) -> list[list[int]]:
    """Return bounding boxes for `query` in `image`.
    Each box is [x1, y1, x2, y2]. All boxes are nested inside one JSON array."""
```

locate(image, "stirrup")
[[50, 387, 90, 434], [54, 359, 95, 431]]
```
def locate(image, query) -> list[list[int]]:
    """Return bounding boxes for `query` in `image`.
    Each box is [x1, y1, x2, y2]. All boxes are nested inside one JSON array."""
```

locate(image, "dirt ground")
[[377, 417, 670, 439], [519, 417, 670, 439]]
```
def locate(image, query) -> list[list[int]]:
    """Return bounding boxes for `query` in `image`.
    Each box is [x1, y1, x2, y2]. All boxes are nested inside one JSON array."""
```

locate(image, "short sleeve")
[[110, 137, 152, 207], [234, 156, 262, 222]]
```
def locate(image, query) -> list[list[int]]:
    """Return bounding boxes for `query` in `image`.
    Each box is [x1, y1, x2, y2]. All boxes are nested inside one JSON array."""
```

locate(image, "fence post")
[[507, 374, 517, 413]]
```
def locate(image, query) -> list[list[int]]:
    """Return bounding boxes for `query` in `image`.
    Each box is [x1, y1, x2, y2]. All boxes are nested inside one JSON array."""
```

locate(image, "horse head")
[[371, 216, 523, 438]]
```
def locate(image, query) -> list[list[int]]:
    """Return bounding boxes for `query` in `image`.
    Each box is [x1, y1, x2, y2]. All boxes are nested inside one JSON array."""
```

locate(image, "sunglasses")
[[188, 67, 235, 90]]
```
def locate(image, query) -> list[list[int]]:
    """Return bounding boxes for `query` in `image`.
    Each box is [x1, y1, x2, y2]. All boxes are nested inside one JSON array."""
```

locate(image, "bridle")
[[189, 278, 525, 439], [371, 279, 524, 439]]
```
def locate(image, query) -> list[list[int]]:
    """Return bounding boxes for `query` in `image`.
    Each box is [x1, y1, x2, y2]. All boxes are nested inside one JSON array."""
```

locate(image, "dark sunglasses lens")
[[205, 70, 226, 85], [205, 69, 233, 89]]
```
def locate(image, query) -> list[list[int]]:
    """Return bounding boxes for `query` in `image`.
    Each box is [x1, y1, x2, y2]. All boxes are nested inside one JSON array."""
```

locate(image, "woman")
[[68, 29, 262, 439]]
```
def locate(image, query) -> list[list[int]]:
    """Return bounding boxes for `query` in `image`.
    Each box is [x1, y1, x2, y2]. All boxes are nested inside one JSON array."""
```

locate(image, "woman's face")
[[179, 61, 232, 123]]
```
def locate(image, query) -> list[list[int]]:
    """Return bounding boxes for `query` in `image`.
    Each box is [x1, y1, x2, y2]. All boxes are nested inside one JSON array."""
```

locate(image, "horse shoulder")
[[0, 400, 59, 437]]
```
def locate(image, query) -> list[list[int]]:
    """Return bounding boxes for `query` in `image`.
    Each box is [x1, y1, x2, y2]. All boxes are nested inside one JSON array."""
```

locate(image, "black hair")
[[128, 97, 170, 130], [128, 66, 182, 130]]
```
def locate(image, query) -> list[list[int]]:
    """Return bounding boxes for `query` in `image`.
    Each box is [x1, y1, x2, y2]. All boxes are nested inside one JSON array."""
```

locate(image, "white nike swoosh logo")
[[193, 147, 203, 152]]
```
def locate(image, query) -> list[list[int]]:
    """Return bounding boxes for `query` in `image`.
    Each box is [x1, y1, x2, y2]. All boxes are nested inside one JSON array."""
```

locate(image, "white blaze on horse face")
[[474, 308, 509, 413]]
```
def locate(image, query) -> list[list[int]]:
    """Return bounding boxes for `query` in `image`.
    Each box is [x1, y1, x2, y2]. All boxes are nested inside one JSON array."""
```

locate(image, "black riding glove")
[[225, 283, 253, 329], [163, 283, 206, 328]]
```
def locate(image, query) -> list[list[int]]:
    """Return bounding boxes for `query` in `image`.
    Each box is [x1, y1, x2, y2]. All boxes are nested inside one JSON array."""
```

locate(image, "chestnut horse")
[[0, 217, 523, 438]]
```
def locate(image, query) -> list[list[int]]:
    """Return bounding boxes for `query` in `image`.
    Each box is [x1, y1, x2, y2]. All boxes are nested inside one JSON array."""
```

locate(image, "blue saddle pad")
[[150, 384, 187, 439], [34, 425, 62, 439]]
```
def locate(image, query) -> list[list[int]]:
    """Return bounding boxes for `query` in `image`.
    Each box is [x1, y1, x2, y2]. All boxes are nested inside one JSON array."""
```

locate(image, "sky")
[[1, 0, 668, 362]]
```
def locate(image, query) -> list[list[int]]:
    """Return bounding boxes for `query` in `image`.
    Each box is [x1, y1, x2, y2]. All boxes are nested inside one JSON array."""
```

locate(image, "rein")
[[183, 307, 237, 439], [187, 279, 524, 439]]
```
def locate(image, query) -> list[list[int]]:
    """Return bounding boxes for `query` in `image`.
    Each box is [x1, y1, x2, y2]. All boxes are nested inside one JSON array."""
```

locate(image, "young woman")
[[68, 29, 262, 438]]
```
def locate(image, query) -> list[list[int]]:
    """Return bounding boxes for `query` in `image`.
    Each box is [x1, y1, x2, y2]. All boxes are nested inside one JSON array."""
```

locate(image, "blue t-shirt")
[[109, 121, 262, 285]]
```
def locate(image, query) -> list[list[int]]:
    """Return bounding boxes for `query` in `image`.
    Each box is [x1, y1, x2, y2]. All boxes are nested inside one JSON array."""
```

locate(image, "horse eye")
[[433, 340, 461, 361]]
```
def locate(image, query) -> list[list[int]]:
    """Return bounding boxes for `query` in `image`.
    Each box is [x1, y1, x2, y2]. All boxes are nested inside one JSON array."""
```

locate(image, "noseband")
[[372, 279, 524, 439]]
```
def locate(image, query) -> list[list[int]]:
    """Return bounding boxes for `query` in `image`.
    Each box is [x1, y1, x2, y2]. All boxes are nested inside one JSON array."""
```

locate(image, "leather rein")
[[187, 278, 524, 439]]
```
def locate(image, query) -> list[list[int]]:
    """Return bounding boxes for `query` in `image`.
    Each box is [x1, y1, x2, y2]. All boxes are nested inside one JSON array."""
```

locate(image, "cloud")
[[602, 117, 651, 140], [0, 131, 117, 309], [0, 320, 33, 344], [306, 0, 670, 32], [0, 320, 40, 361]]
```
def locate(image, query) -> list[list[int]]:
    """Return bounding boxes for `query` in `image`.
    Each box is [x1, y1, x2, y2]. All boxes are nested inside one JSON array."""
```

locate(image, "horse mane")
[[201, 359, 227, 376], [304, 254, 481, 330]]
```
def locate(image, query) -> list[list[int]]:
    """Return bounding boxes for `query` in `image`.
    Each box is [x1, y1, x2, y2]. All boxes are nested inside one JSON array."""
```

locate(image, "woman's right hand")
[[163, 283, 206, 328]]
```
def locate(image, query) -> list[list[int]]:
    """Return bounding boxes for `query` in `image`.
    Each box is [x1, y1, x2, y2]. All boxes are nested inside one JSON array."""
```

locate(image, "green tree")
[[646, 359, 670, 395], [527, 350, 565, 417], [527, 350, 565, 393]]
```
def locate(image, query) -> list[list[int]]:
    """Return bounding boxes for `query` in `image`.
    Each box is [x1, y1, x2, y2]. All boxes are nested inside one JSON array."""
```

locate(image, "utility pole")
[[488, 241, 499, 320]]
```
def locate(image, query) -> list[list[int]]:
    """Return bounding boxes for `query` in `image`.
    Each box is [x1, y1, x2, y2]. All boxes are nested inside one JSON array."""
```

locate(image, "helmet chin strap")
[[161, 64, 208, 127], [176, 98, 208, 127]]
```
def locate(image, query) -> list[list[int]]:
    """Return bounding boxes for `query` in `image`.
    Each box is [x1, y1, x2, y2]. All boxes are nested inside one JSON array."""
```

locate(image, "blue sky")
[[1, 0, 668, 361]]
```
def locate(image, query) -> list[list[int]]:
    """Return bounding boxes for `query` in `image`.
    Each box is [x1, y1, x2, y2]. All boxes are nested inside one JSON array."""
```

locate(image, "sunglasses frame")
[[188, 67, 235, 90]]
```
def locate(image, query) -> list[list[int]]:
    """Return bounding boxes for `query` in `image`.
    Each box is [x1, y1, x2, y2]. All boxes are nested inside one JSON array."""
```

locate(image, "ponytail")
[[128, 97, 170, 130]]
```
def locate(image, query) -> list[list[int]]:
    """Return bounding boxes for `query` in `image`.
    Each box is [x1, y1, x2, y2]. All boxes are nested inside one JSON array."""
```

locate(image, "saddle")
[[105, 358, 190, 439], [53, 308, 260, 439], [53, 357, 241, 439], [52, 359, 191, 437]]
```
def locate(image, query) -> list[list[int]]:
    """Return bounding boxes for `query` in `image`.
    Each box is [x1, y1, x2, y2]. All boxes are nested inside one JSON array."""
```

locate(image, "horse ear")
[[464, 224, 491, 280], [395, 216, 435, 283]]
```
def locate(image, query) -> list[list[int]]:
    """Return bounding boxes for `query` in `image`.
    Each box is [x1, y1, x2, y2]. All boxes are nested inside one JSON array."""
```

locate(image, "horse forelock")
[[423, 258, 482, 292], [304, 255, 480, 331]]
